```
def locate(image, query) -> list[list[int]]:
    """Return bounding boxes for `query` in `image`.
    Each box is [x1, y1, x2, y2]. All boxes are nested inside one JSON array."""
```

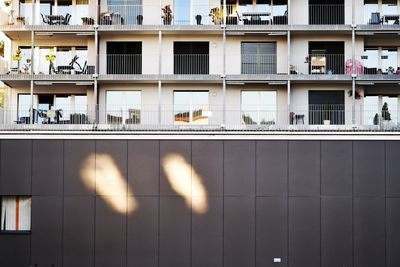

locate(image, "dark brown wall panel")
[[0, 140, 31, 195], [289, 141, 320, 196], [354, 197, 385, 267], [95, 197, 127, 267], [31, 196, 63, 267], [387, 198, 400, 267], [63, 196, 95, 267], [224, 196, 256, 267], [32, 140, 63, 196], [386, 141, 400, 197], [321, 141, 352, 196], [192, 197, 223, 267], [128, 141, 159, 196], [192, 141, 223, 197], [354, 141, 385, 196], [256, 197, 288, 267], [289, 197, 320, 267], [64, 140, 96, 196], [160, 141, 191, 196], [321, 197, 353, 267], [0, 235, 30, 267], [224, 141, 256, 196], [256, 141, 288, 196], [127, 196, 159, 267], [159, 196, 190, 267]]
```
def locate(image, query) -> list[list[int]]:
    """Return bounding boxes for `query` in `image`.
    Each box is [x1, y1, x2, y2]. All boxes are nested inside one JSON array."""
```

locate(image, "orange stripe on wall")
[[15, 197, 19, 231]]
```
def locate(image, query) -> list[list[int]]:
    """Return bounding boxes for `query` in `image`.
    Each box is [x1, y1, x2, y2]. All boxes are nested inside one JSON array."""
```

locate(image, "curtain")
[[1, 196, 31, 231]]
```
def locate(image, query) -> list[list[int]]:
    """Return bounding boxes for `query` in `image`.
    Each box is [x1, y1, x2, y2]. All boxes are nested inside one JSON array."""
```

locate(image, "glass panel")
[[174, 0, 190, 25], [382, 48, 397, 73], [40, 0, 55, 17], [55, 47, 72, 70], [58, 0, 72, 18], [364, 96, 378, 125], [382, 0, 397, 16], [364, 0, 378, 24], [17, 47, 32, 73], [0, 196, 31, 231], [192, 91, 208, 124], [363, 48, 378, 74], [75, 47, 88, 71], [76, 0, 89, 25], [75, 95, 87, 113], [382, 96, 398, 123], [241, 91, 276, 125], [19, 0, 33, 24], [174, 91, 191, 124], [55, 96, 71, 121], [192, 0, 210, 25], [106, 91, 141, 124]]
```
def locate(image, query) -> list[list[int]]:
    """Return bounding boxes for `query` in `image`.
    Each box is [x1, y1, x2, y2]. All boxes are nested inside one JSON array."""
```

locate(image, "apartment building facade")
[[0, 0, 399, 128], [1, 1, 400, 267]]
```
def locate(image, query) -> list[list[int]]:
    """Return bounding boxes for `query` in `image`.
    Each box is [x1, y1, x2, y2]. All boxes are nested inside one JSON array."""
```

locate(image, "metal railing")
[[2, 10, 94, 26], [105, 54, 142, 75], [226, 5, 288, 25], [356, 55, 400, 75], [291, 54, 346, 75], [173, 54, 209, 75], [241, 54, 277, 74], [0, 104, 398, 131], [309, 5, 345, 25]]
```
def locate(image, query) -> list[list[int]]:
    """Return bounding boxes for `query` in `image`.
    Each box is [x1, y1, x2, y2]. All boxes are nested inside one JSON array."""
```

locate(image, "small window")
[[0, 196, 31, 232]]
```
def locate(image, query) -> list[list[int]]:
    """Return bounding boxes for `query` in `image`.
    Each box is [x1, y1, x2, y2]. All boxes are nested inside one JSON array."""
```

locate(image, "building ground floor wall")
[[0, 138, 399, 267]]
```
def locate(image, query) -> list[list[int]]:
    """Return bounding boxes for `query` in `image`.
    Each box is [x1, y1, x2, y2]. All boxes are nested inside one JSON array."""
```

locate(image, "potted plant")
[[137, 14, 143, 25], [81, 17, 94, 25], [161, 5, 173, 25], [195, 14, 202, 25], [209, 7, 222, 25], [16, 16, 25, 25], [387, 66, 395, 74], [373, 113, 379, 125], [4, 0, 11, 7], [290, 64, 297, 74], [348, 90, 362, 99], [381, 102, 391, 126], [12, 48, 21, 61], [323, 103, 331, 125]]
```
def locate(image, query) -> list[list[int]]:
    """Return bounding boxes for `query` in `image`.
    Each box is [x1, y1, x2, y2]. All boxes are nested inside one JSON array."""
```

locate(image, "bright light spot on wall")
[[162, 153, 208, 214], [80, 154, 138, 214]]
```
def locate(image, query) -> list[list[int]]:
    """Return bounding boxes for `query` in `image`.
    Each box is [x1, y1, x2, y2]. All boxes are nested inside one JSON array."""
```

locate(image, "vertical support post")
[[352, 0, 356, 126], [94, 25, 99, 124], [287, 30, 291, 123], [158, 30, 162, 125], [30, 30, 35, 125], [222, 19, 226, 126], [287, 0, 291, 25]]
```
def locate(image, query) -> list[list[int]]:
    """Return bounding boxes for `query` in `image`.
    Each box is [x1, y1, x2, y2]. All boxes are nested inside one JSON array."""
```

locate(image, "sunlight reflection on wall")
[[80, 154, 138, 214], [162, 153, 208, 214]]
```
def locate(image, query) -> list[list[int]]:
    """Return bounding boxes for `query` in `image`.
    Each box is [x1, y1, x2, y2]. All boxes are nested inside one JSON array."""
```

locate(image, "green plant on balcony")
[[161, 5, 173, 25], [81, 17, 95, 25], [381, 102, 391, 121], [0, 40, 4, 57], [209, 7, 222, 24], [16, 16, 25, 25], [12, 48, 21, 61]]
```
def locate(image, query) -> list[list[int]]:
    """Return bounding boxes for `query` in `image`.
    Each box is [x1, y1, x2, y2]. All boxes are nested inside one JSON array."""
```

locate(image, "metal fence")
[[291, 54, 346, 75], [309, 5, 345, 25]]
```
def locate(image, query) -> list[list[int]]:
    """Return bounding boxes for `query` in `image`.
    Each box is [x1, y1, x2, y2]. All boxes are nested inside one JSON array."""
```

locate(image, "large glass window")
[[1, 196, 31, 232], [364, 95, 398, 125], [174, 91, 209, 124], [241, 91, 277, 125], [241, 42, 276, 74], [106, 91, 141, 124]]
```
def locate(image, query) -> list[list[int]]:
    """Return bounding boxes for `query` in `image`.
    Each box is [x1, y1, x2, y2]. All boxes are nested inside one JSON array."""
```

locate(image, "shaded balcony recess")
[[309, 0, 344, 25], [174, 42, 209, 75]]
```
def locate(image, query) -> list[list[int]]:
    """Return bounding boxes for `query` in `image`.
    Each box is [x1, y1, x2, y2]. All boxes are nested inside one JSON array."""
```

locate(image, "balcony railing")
[[241, 54, 277, 74], [309, 5, 345, 25], [291, 54, 346, 75], [1, 104, 398, 131], [226, 5, 288, 25], [174, 54, 209, 75], [106, 54, 142, 74], [357, 55, 400, 75]]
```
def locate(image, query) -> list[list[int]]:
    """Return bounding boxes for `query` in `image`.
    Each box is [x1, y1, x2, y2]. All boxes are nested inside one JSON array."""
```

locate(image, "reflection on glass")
[[363, 0, 378, 24], [174, 91, 209, 124], [241, 91, 277, 125], [106, 91, 141, 124], [363, 48, 378, 69], [19, 0, 33, 24], [76, 0, 89, 25], [364, 96, 399, 125], [382, 0, 397, 16], [174, 0, 190, 24]]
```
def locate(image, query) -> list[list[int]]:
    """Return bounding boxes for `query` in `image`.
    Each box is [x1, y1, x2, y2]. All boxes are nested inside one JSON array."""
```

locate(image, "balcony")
[[291, 54, 347, 77], [0, 104, 399, 132]]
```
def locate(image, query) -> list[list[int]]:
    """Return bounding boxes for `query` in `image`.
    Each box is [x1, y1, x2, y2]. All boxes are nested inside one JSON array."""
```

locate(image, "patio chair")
[[63, 13, 71, 25], [75, 60, 87, 74], [369, 12, 381, 24], [236, 10, 249, 25], [41, 13, 50, 25]]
